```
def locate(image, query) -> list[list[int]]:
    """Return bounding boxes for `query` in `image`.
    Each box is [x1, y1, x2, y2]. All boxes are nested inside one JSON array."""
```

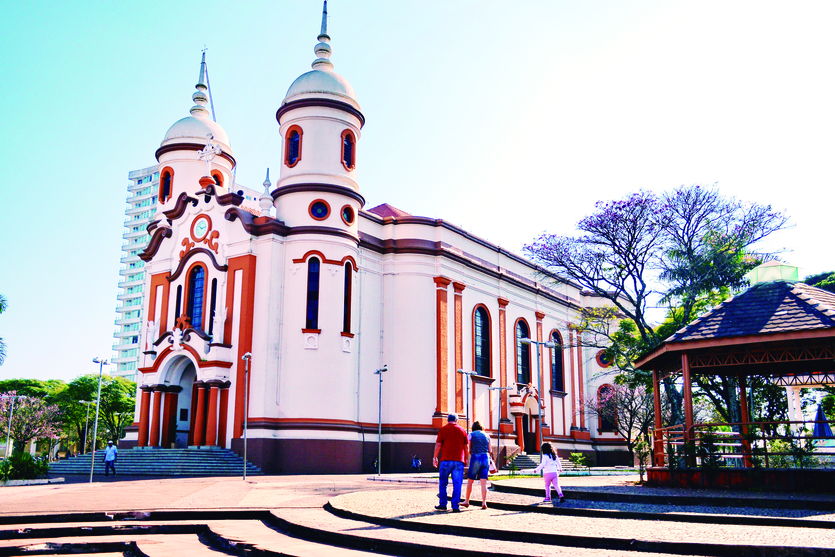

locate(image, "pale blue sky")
[[2, 1, 834, 381]]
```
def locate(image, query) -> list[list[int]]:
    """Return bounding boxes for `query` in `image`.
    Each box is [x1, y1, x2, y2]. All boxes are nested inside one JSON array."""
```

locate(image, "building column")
[[514, 414, 525, 453], [205, 383, 220, 446], [193, 382, 208, 446], [433, 276, 451, 426], [576, 334, 586, 430], [188, 383, 198, 446], [137, 386, 152, 447], [217, 382, 230, 448], [148, 387, 163, 448], [681, 352, 695, 467], [568, 329, 577, 430], [453, 282, 465, 415], [497, 298, 510, 426]]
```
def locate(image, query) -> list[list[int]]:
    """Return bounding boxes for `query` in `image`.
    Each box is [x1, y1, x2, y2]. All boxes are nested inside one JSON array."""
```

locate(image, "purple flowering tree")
[[584, 382, 654, 461], [0, 391, 61, 453]]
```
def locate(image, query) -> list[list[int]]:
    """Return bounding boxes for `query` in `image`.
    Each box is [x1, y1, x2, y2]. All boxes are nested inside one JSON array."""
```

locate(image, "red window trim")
[[341, 129, 356, 171], [284, 125, 303, 168], [159, 167, 174, 203], [340, 204, 355, 226], [471, 304, 492, 378], [308, 199, 331, 221], [513, 317, 532, 384], [183, 261, 210, 331]]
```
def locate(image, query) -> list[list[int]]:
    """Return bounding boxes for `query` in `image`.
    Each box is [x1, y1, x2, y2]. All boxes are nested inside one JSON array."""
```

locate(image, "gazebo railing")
[[653, 419, 835, 469]]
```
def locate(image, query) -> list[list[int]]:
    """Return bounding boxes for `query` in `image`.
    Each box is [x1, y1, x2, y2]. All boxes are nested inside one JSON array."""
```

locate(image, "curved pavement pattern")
[[0, 474, 833, 556]]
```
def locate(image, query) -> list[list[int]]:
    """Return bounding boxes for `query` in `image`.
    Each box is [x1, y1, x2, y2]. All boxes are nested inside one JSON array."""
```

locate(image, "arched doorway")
[[159, 356, 196, 448]]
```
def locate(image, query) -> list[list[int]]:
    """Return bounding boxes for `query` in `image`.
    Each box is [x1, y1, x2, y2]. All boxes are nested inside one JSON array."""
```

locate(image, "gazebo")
[[636, 267, 835, 491]]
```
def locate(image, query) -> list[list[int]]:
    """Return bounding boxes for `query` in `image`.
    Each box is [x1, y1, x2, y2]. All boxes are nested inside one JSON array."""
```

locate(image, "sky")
[[2, 0, 835, 382]]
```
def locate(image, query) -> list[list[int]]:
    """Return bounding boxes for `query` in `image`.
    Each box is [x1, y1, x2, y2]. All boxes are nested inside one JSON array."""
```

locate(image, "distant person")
[[433, 414, 468, 512], [103, 440, 118, 476], [411, 454, 422, 472], [462, 421, 491, 510], [531, 442, 563, 503]]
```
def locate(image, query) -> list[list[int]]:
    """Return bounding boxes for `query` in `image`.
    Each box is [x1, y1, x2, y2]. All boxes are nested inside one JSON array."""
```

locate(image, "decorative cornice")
[[139, 227, 172, 262], [271, 182, 365, 207], [497, 297, 510, 309], [163, 192, 199, 220], [155, 142, 236, 167], [433, 276, 452, 288], [453, 282, 466, 294], [225, 208, 290, 237], [168, 247, 228, 281], [276, 98, 366, 128]]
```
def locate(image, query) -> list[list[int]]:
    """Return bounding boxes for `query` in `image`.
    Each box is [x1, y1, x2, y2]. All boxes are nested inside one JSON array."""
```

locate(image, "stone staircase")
[[504, 453, 581, 471], [49, 447, 262, 477]]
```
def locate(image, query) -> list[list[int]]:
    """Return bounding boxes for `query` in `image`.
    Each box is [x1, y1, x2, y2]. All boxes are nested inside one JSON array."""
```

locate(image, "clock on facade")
[[191, 215, 211, 242]]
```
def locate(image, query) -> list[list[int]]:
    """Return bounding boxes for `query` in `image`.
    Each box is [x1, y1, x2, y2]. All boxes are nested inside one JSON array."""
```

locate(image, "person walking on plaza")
[[103, 440, 118, 477], [433, 414, 468, 512], [532, 442, 564, 503], [462, 421, 491, 510]]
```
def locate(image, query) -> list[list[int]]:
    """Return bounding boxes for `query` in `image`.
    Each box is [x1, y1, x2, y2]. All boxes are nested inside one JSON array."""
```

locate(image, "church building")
[[126, 3, 628, 473]]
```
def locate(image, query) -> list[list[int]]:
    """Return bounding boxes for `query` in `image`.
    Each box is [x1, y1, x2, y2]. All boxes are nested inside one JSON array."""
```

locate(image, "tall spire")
[[320, 0, 328, 38], [312, 1, 333, 71], [190, 51, 211, 118]]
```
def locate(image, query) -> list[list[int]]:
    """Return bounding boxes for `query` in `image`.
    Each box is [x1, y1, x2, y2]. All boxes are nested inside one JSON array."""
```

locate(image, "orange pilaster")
[[193, 383, 207, 446], [137, 387, 151, 447], [161, 391, 175, 448], [205, 385, 220, 446], [568, 329, 577, 429], [498, 298, 509, 422], [188, 383, 198, 446], [149, 389, 162, 448], [433, 277, 451, 424], [576, 335, 586, 430], [453, 282, 465, 415], [229, 254, 257, 439], [514, 414, 525, 453], [217, 385, 230, 448]]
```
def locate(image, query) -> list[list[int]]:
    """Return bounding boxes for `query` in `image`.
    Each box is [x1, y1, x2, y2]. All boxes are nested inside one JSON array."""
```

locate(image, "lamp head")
[[520, 338, 532, 345], [374, 365, 388, 374], [242, 352, 252, 361]]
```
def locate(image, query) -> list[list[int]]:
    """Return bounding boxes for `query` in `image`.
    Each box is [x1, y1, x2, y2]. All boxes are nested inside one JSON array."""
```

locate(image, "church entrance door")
[[522, 415, 536, 454]]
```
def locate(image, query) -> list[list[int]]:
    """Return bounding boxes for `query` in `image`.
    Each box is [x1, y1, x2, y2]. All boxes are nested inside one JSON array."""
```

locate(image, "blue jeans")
[[104, 461, 116, 476], [437, 460, 464, 509]]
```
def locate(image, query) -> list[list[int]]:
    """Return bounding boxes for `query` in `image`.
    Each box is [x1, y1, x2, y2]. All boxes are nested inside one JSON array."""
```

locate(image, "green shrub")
[[568, 452, 589, 468], [1, 452, 49, 481]]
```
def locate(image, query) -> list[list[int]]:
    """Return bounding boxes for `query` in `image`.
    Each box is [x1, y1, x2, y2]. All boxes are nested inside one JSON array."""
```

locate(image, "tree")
[[802, 272, 835, 294], [0, 392, 62, 453], [584, 382, 654, 461], [0, 294, 7, 365], [526, 184, 788, 427], [52, 375, 136, 450]]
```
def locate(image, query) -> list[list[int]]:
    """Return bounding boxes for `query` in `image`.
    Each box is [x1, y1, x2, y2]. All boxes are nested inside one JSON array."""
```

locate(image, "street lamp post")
[[487, 386, 512, 468], [373, 365, 389, 476], [520, 338, 555, 451], [456, 369, 478, 432], [89, 357, 109, 483], [242, 352, 252, 480], [2, 394, 21, 459]]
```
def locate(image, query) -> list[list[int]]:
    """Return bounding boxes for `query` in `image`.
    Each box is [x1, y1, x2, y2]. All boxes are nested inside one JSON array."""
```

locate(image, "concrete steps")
[[504, 453, 581, 471], [49, 447, 262, 477]]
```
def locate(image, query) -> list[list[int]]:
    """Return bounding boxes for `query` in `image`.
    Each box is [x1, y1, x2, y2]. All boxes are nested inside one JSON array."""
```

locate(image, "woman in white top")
[[532, 442, 564, 503]]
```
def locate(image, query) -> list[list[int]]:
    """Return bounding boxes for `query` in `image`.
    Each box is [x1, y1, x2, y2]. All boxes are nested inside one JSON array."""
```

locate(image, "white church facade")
[[125, 5, 628, 473]]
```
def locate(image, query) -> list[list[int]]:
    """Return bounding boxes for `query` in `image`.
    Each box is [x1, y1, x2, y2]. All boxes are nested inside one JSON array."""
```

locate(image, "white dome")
[[161, 115, 233, 154], [283, 69, 359, 108]]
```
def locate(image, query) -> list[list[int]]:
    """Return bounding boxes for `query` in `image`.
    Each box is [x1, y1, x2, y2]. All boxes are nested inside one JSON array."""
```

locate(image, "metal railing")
[[653, 419, 835, 469]]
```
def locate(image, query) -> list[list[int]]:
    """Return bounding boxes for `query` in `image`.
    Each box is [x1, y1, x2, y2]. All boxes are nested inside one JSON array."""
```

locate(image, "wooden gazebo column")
[[681, 352, 695, 466], [651, 369, 664, 466], [738, 375, 753, 468]]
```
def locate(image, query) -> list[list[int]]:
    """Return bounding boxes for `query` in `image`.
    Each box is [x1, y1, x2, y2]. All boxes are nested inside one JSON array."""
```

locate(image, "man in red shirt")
[[433, 414, 469, 512]]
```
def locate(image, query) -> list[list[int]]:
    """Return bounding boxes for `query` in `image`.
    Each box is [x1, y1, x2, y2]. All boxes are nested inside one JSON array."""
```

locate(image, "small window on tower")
[[285, 126, 302, 167], [341, 130, 355, 170], [159, 168, 173, 203]]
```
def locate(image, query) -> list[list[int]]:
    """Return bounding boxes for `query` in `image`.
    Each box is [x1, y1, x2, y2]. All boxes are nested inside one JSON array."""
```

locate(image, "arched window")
[[342, 263, 352, 334], [473, 306, 491, 377], [305, 257, 321, 330], [285, 126, 302, 167], [187, 266, 205, 331], [341, 130, 356, 170], [515, 319, 531, 384], [174, 285, 182, 323], [598, 384, 617, 432], [159, 168, 173, 203], [550, 330, 564, 392]]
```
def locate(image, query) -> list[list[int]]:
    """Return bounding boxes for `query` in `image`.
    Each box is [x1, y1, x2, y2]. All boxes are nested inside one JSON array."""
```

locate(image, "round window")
[[309, 200, 330, 221], [595, 349, 613, 368], [341, 205, 355, 225]]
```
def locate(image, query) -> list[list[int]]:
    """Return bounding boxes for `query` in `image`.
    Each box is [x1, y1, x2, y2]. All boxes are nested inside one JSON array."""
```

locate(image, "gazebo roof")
[[636, 281, 835, 377], [671, 281, 835, 342]]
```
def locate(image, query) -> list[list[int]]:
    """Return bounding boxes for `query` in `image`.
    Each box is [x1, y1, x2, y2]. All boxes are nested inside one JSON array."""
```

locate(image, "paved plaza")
[[1, 474, 834, 555]]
